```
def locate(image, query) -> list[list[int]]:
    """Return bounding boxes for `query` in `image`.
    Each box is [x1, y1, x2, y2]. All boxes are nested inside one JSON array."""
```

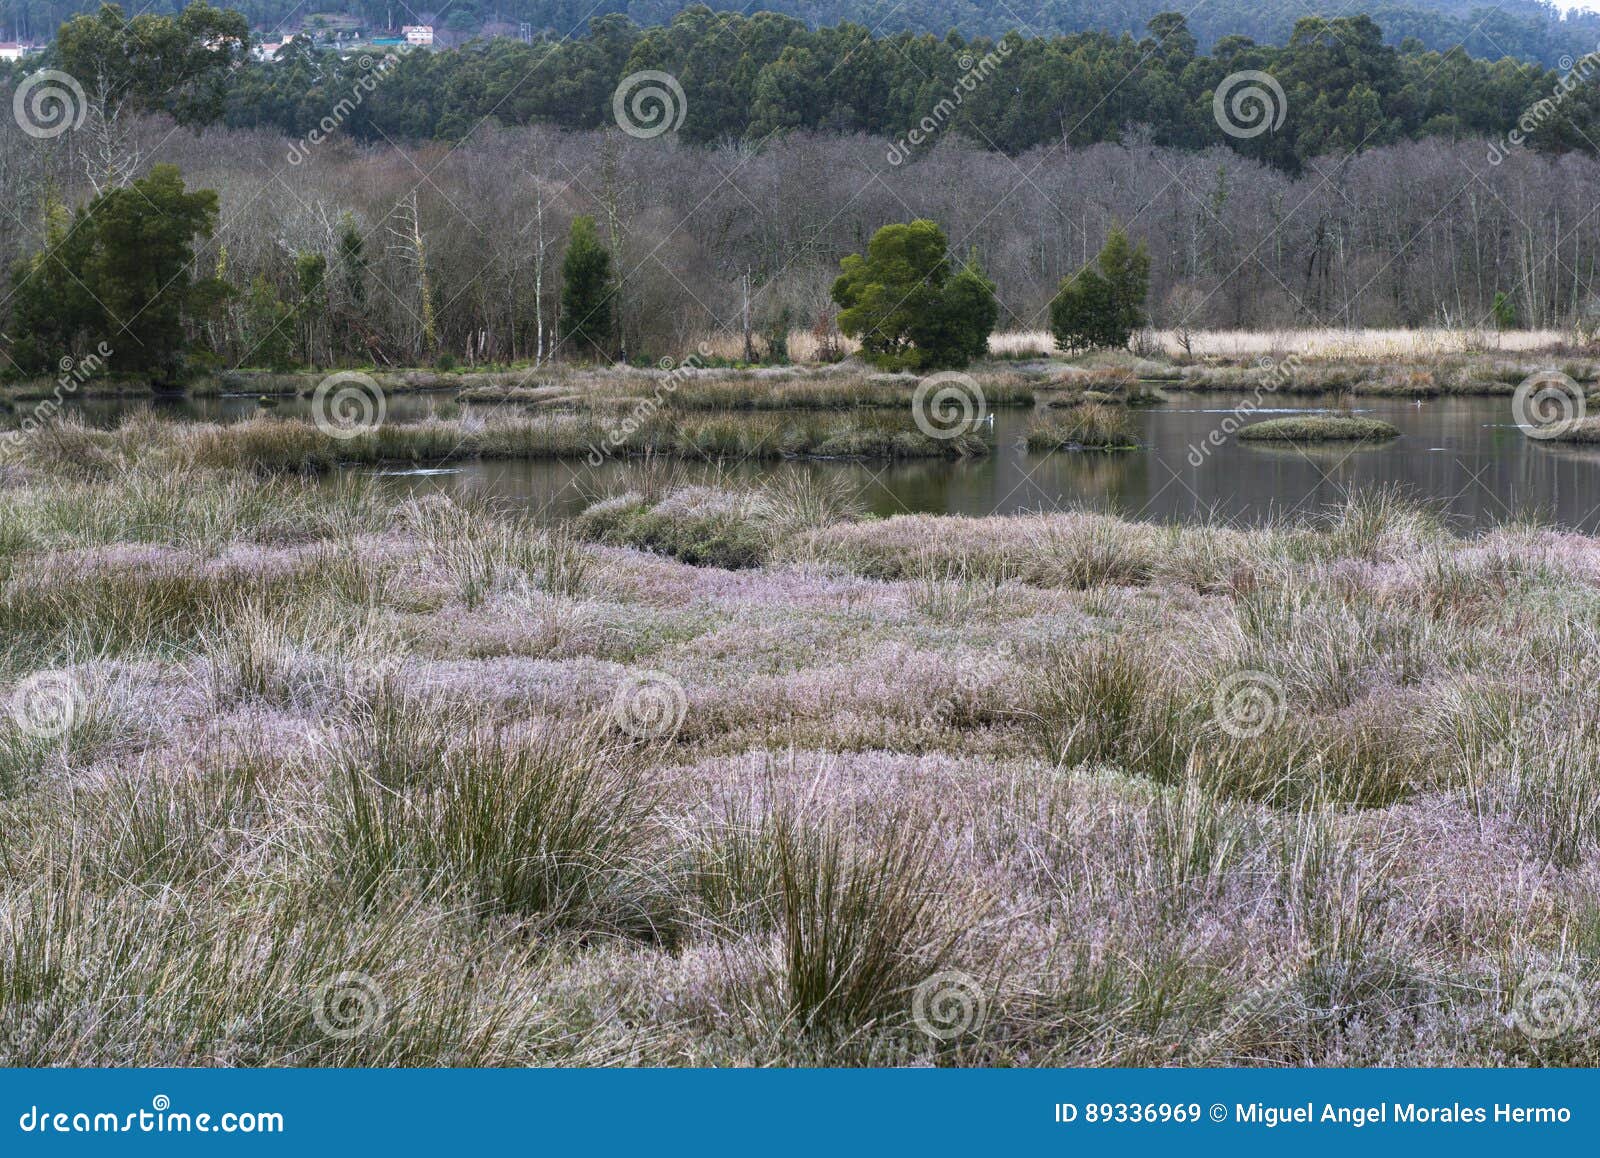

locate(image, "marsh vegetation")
[[2, 394, 1598, 1066]]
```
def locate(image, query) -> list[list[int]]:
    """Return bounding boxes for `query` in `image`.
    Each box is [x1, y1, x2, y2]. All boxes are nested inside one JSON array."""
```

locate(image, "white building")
[[0, 42, 32, 63], [402, 25, 433, 46], [250, 31, 298, 62]]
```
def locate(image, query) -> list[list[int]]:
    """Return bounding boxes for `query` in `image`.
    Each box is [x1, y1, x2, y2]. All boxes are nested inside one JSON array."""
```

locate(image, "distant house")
[[402, 25, 433, 46], [0, 42, 33, 63], [250, 30, 299, 62]]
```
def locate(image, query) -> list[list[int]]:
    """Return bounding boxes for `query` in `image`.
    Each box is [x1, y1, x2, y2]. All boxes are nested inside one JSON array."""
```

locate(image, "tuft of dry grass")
[[1025, 402, 1142, 452]]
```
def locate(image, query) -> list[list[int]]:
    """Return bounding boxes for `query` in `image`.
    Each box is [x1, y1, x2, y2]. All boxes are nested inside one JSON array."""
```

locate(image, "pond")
[[34, 390, 1600, 532]]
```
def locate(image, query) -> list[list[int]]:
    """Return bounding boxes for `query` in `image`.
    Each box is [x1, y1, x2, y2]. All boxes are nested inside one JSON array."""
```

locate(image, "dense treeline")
[[6, 0, 1600, 66], [203, 9, 1600, 171], [3, 114, 1596, 370]]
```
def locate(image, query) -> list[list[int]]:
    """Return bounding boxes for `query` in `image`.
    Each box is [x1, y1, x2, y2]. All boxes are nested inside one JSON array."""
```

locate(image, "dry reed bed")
[[6, 411, 988, 476], [460, 366, 1037, 413], [0, 450, 1598, 1066]]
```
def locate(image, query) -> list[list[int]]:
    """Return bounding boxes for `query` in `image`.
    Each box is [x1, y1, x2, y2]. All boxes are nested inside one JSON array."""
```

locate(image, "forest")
[[6, 0, 1600, 66], [208, 9, 1600, 166]]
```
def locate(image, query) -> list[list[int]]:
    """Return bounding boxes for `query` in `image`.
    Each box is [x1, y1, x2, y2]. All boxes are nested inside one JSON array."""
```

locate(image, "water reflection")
[[19, 390, 1600, 531]]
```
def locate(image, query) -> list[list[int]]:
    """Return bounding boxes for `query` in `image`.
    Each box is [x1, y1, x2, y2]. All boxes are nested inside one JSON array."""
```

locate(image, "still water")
[[37, 391, 1600, 532]]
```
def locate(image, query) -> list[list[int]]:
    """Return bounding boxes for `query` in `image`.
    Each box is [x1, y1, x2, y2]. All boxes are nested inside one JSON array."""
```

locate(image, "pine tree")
[[243, 275, 294, 370], [831, 221, 998, 370], [7, 164, 221, 384], [1050, 225, 1150, 353], [559, 216, 615, 362]]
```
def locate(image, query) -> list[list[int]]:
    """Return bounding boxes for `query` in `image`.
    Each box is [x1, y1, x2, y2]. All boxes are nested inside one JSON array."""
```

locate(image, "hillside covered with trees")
[[207, 8, 1600, 170], [5, 0, 1600, 65]]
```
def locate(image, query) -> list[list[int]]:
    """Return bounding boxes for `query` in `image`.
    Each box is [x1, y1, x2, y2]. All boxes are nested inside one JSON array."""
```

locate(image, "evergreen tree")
[[919, 257, 1000, 368], [338, 223, 367, 310], [294, 251, 328, 366], [243, 275, 294, 370], [1099, 226, 1152, 340], [831, 220, 998, 370], [7, 164, 221, 384], [1050, 225, 1150, 353], [559, 216, 615, 361], [1492, 290, 1518, 330]]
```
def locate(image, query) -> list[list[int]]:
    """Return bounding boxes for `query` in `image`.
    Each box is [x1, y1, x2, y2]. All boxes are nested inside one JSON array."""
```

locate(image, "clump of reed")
[[138, 411, 990, 473], [1028, 630, 1432, 808], [1025, 402, 1142, 451], [331, 720, 672, 940], [772, 804, 960, 1036]]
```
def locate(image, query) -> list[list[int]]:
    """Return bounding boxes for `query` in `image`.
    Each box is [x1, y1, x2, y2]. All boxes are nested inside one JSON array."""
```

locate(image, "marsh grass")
[[1031, 634, 1429, 808], [3, 428, 1598, 1066], [577, 474, 864, 569], [906, 553, 1016, 621], [158, 412, 990, 473], [774, 804, 957, 1035], [332, 720, 671, 940], [0, 550, 390, 665], [645, 370, 1032, 412], [1025, 402, 1142, 451], [1138, 771, 1258, 902], [576, 487, 774, 569], [1468, 725, 1600, 868], [1272, 801, 1427, 1045], [1237, 415, 1401, 443], [3, 468, 385, 550], [84, 762, 268, 888], [687, 794, 786, 937], [407, 500, 596, 608], [1026, 516, 1161, 588]]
